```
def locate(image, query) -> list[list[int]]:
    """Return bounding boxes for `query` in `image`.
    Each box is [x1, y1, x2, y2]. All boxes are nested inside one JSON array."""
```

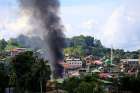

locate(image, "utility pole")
[[40, 78, 43, 93], [109, 45, 113, 73], [111, 46, 113, 65]]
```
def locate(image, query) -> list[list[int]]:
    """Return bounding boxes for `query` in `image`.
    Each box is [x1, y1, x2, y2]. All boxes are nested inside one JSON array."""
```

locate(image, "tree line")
[[1, 35, 140, 62], [64, 35, 140, 61]]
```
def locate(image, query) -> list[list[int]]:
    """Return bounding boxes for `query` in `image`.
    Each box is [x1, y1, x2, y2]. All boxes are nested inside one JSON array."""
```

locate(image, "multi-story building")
[[121, 59, 140, 66], [63, 58, 83, 77], [65, 58, 83, 68], [120, 59, 140, 74]]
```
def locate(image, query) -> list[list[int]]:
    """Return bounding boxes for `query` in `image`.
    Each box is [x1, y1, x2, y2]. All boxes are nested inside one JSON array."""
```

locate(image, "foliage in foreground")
[[61, 75, 106, 93], [0, 51, 51, 93], [118, 75, 140, 93]]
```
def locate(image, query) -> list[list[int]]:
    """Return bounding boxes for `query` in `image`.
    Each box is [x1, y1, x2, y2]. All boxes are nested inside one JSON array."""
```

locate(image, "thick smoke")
[[19, 0, 65, 78]]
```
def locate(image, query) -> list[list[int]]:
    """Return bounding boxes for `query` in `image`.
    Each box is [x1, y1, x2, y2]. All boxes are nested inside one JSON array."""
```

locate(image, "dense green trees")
[[65, 35, 121, 59], [30, 59, 51, 92], [64, 46, 85, 57], [62, 77, 80, 93], [11, 51, 51, 92], [62, 75, 105, 93], [5, 38, 22, 50], [0, 38, 22, 51], [64, 35, 140, 62], [0, 63, 9, 93], [11, 51, 35, 92], [65, 36, 114, 58], [68, 35, 96, 49], [112, 75, 140, 93], [0, 39, 7, 51], [0, 51, 51, 93], [65, 35, 104, 57]]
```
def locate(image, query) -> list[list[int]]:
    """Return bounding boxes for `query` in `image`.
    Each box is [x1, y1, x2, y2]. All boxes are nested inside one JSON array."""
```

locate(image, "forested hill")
[[65, 35, 140, 59], [65, 35, 104, 57], [0, 35, 140, 60]]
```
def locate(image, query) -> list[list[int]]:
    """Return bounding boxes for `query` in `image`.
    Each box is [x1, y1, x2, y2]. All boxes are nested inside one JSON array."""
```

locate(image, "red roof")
[[99, 73, 112, 79], [93, 60, 103, 65], [62, 63, 70, 69]]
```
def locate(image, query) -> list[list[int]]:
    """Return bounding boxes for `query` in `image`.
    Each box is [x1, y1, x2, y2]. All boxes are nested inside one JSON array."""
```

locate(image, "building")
[[9, 48, 28, 56], [63, 58, 83, 77], [65, 58, 83, 68], [120, 59, 140, 74], [84, 55, 95, 65], [121, 59, 140, 67], [84, 55, 103, 66]]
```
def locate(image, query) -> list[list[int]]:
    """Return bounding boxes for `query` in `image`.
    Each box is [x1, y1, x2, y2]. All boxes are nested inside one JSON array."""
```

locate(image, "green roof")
[[98, 79, 112, 84], [56, 79, 64, 84], [104, 59, 112, 65]]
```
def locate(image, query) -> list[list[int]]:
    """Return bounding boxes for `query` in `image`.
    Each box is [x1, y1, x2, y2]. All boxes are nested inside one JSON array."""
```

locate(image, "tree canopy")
[[62, 75, 105, 93], [11, 51, 51, 92]]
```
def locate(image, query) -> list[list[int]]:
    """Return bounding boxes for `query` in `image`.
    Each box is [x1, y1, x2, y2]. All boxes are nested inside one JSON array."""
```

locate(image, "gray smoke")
[[19, 0, 65, 78]]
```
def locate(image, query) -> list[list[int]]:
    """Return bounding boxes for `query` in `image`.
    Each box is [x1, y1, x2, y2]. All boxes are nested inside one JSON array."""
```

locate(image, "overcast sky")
[[0, 0, 140, 51]]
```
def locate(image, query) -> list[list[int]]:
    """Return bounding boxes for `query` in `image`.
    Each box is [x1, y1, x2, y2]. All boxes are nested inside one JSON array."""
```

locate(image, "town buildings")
[[120, 59, 140, 75]]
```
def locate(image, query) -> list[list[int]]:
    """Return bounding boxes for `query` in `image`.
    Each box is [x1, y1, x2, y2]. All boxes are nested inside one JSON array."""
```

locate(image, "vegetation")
[[0, 38, 22, 51], [0, 35, 139, 59], [0, 51, 51, 93], [111, 75, 140, 93], [61, 75, 105, 93], [0, 35, 140, 92], [64, 35, 140, 63], [0, 39, 7, 51], [65, 35, 103, 57], [0, 63, 9, 92]]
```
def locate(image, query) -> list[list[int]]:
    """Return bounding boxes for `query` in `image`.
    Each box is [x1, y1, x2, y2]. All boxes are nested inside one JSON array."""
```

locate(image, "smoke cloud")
[[19, 0, 66, 78]]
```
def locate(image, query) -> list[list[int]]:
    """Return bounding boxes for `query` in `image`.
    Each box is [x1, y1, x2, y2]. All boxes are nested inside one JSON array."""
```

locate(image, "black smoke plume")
[[19, 0, 65, 78]]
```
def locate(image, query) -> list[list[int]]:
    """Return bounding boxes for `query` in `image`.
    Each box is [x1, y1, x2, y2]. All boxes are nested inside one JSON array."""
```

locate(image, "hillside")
[[0, 35, 140, 62]]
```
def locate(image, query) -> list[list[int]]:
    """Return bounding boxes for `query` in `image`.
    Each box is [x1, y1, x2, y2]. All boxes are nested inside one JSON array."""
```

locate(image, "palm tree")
[[31, 59, 51, 93]]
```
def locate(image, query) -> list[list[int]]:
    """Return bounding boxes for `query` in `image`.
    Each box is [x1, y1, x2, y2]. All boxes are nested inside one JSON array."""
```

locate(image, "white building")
[[120, 59, 140, 74], [121, 59, 140, 66], [65, 58, 83, 68]]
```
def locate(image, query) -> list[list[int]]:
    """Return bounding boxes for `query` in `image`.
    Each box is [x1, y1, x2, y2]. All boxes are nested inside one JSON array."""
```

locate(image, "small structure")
[[99, 73, 112, 79], [91, 69, 101, 74], [93, 60, 103, 65], [47, 79, 66, 93], [84, 55, 95, 65], [9, 48, 28, 56], [69, 71, 80, 77], [84, 55, 103, 66]]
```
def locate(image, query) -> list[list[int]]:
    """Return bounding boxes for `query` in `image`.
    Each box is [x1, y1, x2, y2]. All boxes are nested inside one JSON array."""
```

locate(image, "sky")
[[0, 0, 140, 51]]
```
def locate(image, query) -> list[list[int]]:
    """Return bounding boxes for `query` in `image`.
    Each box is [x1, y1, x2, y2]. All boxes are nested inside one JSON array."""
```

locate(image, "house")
[[84, 55, 103, 65], [93, 60, 103, 65], [84, 55, 95, 65]]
